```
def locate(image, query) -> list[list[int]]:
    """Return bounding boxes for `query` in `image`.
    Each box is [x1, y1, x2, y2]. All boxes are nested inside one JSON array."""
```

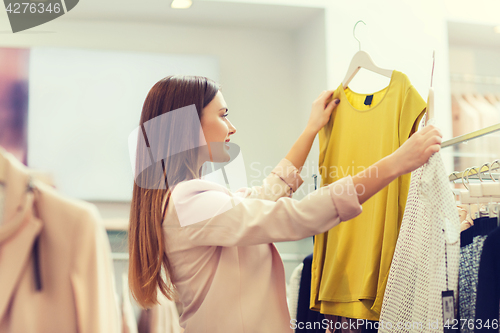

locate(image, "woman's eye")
[[222, 113, 229, 118]]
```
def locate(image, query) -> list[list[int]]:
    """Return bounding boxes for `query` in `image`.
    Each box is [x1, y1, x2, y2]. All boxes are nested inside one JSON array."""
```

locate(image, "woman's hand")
[[391, 124, 443, 177], [352, 124, 443, 206], [305, 90, 340, 134]]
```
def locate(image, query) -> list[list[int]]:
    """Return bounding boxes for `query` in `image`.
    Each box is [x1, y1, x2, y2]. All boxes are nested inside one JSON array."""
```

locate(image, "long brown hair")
[[128, 75, 220, 308]]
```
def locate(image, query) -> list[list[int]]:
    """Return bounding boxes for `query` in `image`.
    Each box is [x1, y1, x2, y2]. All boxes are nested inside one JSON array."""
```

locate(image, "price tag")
[[442, 290, 456, 332]]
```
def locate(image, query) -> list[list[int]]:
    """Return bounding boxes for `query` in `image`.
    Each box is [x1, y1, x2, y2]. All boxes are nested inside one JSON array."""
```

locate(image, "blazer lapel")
[[0, 209, 42, 321], [0, 147, 43, 321]]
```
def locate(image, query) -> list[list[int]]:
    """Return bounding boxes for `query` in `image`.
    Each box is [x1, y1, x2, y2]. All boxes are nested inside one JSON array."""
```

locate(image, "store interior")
[[0, 0, 499, 330]]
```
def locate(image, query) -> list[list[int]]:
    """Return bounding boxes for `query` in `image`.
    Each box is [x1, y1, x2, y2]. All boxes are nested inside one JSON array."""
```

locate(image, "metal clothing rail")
[[441, 123, 500, 148], [111, 252, 307, 262], [449, 161, 500, 182]]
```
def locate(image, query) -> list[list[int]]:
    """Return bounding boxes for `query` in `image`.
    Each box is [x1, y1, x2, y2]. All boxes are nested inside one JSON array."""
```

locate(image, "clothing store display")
[[288, 262, 304, 321], [462, 94, 500, 159], [0, 147, 121, 332], [379, 145, 461, 332], [296, 254, 325, 333], [312, 70, 427, 320], [475, 226, 500, 332], [163, 158, 363, 333], [459, 217, 497, 333]]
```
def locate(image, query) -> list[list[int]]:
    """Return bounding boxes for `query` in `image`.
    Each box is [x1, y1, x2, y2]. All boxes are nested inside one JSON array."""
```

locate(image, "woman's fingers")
[[393, 123, 444, 175], [308, 89, 338, 133], [316, 89, 335, 104], [419, 125, 443, 163]]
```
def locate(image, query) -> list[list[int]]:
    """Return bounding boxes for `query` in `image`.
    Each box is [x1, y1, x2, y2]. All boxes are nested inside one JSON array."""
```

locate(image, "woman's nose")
[[228, 120, 236, 135]]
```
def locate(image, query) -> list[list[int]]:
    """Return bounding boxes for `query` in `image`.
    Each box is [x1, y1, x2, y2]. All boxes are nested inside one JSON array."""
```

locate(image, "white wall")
[[323, 0, 453, 173]]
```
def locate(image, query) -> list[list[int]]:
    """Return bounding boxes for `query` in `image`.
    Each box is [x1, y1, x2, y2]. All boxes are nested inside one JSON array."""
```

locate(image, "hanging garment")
[[462, 94, 500, 161], [0, 147, 121, 332], [475, 225, 500, 332], [163, 158, 363, 333], [296, 253, 326, 333], [459, 217, 498, 333], [311, 70, 427, 320], [288, 262, 304, 322], [378, 143, 461, 332]]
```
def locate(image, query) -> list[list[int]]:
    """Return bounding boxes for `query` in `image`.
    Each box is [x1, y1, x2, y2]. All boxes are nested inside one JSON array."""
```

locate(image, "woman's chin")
[[208, 149, 231, 164]]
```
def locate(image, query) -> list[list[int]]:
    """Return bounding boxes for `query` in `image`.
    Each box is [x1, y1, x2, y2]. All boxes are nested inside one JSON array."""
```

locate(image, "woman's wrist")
[[303, 125, 318, 137], [384, 152, 404, 179]]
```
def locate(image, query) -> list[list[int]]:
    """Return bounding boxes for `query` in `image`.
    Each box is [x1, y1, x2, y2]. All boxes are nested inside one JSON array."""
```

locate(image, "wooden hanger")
[[342, 20, 393, 90]]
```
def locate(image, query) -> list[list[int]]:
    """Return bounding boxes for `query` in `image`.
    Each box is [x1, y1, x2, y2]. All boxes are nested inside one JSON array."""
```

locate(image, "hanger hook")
[[461, 168, 470, 190], [353, 20, 366, 52], [478, 163, 490, 182], [490, 159, 500, 181]]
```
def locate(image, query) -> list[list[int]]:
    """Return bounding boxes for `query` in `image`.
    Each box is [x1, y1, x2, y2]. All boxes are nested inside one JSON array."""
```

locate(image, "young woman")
[[128, 75, 442, 333]]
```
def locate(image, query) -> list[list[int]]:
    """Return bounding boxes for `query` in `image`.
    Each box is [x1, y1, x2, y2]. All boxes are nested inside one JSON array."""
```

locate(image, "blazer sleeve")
[[70, 205, 121, 333], [174, 173, 363, 247]]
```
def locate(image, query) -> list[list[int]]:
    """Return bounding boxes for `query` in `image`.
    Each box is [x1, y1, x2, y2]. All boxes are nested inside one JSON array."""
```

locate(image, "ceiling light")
[[494, 25, 500, 34], [171, 0, 192, 9]]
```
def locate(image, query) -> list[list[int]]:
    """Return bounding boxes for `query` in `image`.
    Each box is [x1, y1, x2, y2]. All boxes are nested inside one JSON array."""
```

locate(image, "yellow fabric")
[[310, 70, 427, 320]]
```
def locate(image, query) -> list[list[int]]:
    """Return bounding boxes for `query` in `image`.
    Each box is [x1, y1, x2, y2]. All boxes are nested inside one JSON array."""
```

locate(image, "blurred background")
[[0, 0, 499, 323]]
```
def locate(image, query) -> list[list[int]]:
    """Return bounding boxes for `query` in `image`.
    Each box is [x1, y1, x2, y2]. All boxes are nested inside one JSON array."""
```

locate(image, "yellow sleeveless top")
[[311, 70, 426, 320]]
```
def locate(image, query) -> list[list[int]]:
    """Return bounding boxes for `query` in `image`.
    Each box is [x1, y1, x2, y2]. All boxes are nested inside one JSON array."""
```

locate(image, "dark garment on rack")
[[459, 217, 497, 333], [475, 225, 500, 332], [296, 253, 325, 333]]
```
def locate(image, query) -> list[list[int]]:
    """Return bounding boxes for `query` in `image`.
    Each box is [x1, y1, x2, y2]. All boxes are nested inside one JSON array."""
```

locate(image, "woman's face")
[[199, 91, 236, 163]]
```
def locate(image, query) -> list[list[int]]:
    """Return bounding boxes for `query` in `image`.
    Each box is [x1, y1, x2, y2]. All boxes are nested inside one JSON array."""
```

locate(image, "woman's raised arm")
[[352, 124, 443, 205], [285, 90, 339, 173]]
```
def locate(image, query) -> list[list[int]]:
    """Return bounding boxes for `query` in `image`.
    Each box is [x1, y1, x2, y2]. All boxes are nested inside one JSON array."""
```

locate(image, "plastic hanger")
[[464, 163, 500, 220], [459, 168, 473, 219], [341, 20, 393, 89]]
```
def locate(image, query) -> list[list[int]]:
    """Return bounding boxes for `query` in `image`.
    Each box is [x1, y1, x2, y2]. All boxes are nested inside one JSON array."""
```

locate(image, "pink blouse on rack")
[[162, 158, 363, 333]]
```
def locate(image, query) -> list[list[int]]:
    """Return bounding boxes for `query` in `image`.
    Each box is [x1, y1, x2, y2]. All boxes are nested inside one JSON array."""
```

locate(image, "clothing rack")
[[449, 162, 500, 182], [441, 123, 500, 148]]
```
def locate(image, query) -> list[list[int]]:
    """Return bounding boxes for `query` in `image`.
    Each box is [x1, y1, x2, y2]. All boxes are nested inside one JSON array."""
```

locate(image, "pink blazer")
[[0, 147, 120, 332], [163, 158, 363, 333]]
